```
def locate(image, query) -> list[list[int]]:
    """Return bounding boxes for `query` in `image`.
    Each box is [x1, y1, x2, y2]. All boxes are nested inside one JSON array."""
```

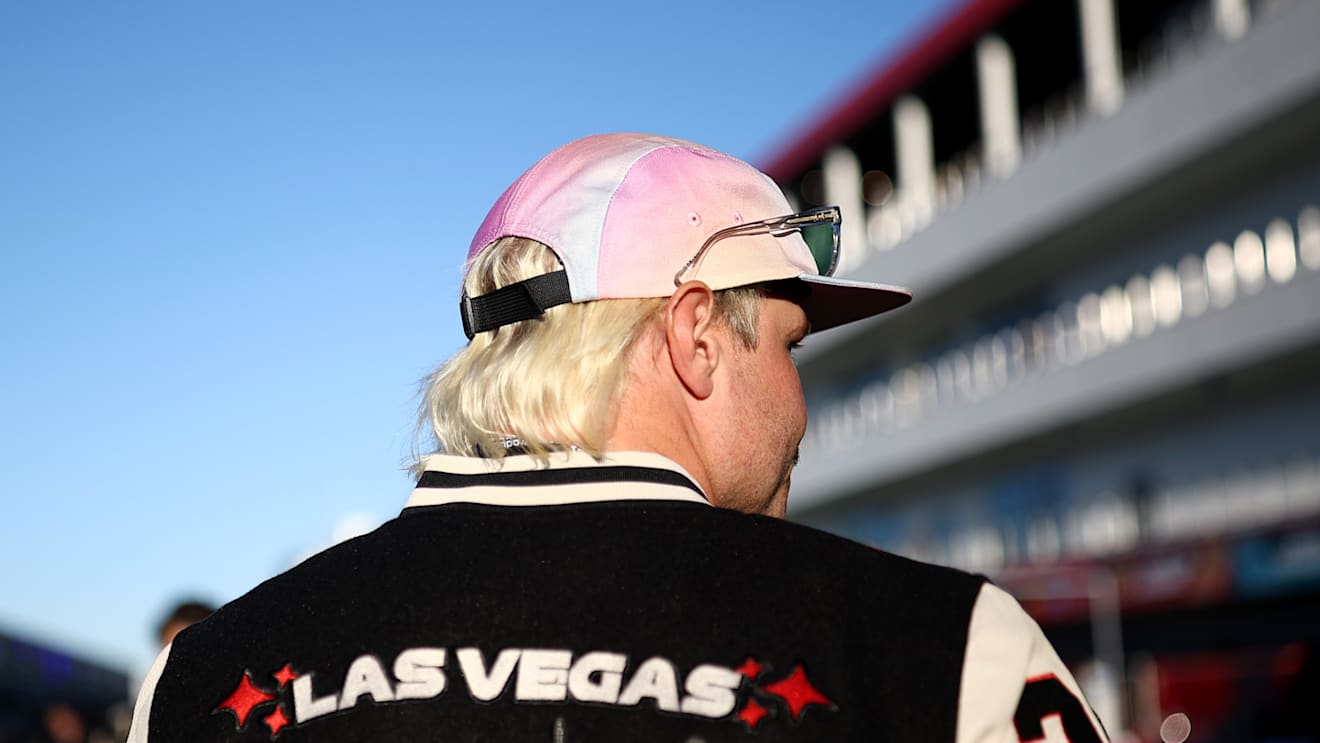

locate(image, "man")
[[155, 599, 215, 648], [129, 133, 1108, 741]]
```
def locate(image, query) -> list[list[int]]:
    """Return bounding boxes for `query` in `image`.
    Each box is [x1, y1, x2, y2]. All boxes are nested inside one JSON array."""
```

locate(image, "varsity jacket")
[[129, 451, 1108, 742]]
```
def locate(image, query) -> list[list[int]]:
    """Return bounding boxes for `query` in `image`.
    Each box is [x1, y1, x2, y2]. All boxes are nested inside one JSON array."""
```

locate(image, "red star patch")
[[734, 657, 764, 679], [273, 664, 299, 687], [737, 698, 769, 730], [762, 665, 833, 721], [214, 671, 277, 728], [264, 704, 291, 737]]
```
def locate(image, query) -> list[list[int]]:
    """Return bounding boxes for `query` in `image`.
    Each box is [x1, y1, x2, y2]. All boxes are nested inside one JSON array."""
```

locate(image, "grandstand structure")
[[767, 0, 1320, 739]]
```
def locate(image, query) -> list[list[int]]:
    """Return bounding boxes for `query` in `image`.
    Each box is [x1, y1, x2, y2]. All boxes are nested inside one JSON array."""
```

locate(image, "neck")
[[607, 384, 714, 503]]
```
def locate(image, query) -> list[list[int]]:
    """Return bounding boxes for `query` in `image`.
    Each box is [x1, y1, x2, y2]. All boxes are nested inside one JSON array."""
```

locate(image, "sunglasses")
[[672, 205, 842, 286]]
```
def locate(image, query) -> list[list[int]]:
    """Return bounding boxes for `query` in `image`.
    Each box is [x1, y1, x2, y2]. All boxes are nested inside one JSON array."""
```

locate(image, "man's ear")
[[664, 281, 720, 399]]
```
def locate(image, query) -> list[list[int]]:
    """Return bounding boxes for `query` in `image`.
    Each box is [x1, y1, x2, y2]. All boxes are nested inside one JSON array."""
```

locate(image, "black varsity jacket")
[[129, 451, 1107, 742]]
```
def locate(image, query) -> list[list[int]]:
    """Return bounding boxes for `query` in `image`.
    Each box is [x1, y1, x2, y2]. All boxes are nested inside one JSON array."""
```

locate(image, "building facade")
[[769, 0, 1320, 740]]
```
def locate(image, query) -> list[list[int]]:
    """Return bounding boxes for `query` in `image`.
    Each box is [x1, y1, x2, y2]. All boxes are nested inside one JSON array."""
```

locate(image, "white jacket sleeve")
[[127, 643, 173, 743], [956, 583, 1109, 743]]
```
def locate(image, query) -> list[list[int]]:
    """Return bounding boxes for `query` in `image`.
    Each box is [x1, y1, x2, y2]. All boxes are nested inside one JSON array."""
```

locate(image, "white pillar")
[[1078, 0, 1124, 114], [1213, 0, 1250, 40], [893, 95, 935, 229], [822, 146, 867, 275], [975, 34, 1022, 178]]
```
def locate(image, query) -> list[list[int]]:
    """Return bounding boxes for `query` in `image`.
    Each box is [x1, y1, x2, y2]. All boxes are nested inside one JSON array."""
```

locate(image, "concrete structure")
[[765, 0, 1320, 737]]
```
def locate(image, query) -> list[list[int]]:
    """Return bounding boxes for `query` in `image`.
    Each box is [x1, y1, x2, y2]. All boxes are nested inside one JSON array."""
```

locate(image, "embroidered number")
[[1014, 674, 1103, 743]]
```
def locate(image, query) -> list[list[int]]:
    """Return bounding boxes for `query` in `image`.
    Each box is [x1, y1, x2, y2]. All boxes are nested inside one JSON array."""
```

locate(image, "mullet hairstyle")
[[413, 236, 764, 470]]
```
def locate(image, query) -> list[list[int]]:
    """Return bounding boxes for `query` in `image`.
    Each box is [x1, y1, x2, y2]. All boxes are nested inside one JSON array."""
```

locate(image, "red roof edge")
[[759, 0, 1026, 183]]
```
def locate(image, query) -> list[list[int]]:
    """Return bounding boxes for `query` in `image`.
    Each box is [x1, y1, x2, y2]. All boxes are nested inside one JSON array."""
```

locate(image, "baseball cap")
[[461, 133, 910, 339]]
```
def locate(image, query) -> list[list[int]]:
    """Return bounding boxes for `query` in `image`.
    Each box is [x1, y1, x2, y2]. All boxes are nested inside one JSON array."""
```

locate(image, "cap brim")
[[796, 274, 912, 333]]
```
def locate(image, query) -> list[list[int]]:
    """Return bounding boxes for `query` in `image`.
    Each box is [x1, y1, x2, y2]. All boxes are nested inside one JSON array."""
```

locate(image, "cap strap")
[[460, 270, 573, 339]]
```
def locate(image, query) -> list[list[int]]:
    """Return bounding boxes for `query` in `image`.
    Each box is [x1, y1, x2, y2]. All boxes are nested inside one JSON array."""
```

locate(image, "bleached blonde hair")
[[413, 236, 764, 470]]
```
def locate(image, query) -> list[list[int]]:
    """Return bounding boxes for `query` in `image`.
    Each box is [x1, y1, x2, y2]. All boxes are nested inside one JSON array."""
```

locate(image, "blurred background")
[[782, 0, 1320, 741], [2, 0, 1317, 741]]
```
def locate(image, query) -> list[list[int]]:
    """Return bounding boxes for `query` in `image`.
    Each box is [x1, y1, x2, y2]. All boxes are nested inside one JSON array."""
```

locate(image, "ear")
[[664, 281, 721, 399]]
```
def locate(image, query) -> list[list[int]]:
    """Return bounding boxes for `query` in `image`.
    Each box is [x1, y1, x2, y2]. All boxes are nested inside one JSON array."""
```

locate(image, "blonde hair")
[[413, 237, 764, 470]]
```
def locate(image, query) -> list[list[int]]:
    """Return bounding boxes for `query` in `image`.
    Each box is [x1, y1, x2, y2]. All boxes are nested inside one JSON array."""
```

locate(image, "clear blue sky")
[[0, 0, 960, 683]]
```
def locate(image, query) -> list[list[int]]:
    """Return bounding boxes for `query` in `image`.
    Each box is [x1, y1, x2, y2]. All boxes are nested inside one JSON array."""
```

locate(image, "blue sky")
[[0, 0, 960, 682]]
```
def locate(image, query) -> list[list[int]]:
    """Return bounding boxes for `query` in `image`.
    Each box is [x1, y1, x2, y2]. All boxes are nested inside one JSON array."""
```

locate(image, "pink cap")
[[467, 133, 910, 333]]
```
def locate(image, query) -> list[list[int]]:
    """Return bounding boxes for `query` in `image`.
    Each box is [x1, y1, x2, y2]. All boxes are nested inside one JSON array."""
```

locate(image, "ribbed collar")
[[405, 451, 710, 509]]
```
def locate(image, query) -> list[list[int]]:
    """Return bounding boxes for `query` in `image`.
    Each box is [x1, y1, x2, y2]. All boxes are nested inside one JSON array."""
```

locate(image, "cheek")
[[791, 381, 807, 435], [779, 362, 808, 434]]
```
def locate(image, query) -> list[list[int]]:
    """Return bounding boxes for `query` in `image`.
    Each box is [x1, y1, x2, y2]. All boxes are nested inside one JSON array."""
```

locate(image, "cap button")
[[688, 211, 702, 226]]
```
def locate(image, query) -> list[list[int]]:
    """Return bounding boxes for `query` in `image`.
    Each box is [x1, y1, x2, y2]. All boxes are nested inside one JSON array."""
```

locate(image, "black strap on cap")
[[460, 270, 574, 339]]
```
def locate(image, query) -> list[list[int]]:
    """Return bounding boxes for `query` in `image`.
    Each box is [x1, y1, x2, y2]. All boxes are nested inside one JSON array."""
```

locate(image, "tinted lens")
[[800, 221, 839, 276]]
